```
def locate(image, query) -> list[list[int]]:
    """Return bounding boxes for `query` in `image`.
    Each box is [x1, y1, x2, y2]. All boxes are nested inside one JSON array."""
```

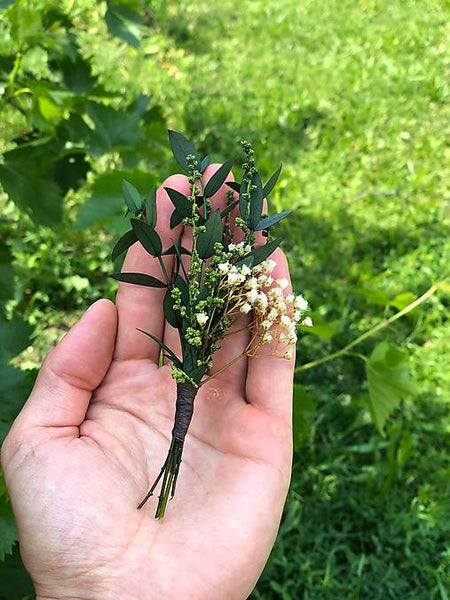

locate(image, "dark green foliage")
[[109, 272, 166, 288], [203, 159, 233, 198], [121, 179, 141, 216], [111, 229, 137, 262], [130, 219, 162, 256], [251, 237, 282, 266], [249, 171, 264, 230], [197, 209, 223, 259], [255, 210, 292, 231], [164, 187, 192, 218], [168, 129, 201, 172], [145, 188, 157, 228], [262, 164, 282, 198], [136, 328, 182, 367]]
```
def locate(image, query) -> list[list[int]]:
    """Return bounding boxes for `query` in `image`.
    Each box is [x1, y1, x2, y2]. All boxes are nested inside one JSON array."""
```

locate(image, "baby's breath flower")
[[196, 313, 209, 327], [262, 332, 273, 343], [276, 278, 289, 290], [240, 264, 252, 277], [302, 316, 313, 327], [246, 289, 258, 304], [240, 302, 252, 314], [218, 262, 230, 274], [286, 294, 295, 303], [245, 277, 258, 289], [284, 349, 293, 360], [261, 320, 272, 330], [280, 315, 292, 329], [294, 295, 308, 311]]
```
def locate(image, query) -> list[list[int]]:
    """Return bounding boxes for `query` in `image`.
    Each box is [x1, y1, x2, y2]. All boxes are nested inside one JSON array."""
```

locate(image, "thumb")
[[17, 299, 117, 429]]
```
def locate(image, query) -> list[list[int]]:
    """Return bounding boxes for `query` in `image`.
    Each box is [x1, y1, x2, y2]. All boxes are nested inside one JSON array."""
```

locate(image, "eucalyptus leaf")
[[130, 218, 162, 256], [249, 171, 264, 230], [145, 187, 157, 228], [111, 229, 137, 262], [170, 209, 184, 229], [221, 199, 239, 218], [203, 159, 234, 198], [200, 155, 209, 172], [164, 187, 192, 218], [254, 210, 292, 231], [197, 209, 223, 259], [263, 163, 282, 198], [163, 288, 181, 328], [136, 328, 182, 367], [161, 245, 191, 256], [225, 181, 241, 193], [239, 171, 249, 221], [251, 237, 282, 266], [168, 130, 201, 173], [121, 179, 141, 215], [109, 272, 166, 288]]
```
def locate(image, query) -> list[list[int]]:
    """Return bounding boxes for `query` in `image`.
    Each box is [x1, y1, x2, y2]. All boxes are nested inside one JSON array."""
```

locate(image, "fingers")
[[16, 299, 117, 430], [114, 175, 188, 362], [245, 249, 295, 419]]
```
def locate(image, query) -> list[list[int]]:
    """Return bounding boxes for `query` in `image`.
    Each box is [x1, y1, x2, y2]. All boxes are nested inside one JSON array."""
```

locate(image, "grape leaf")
[[366, 342, 416, 436]]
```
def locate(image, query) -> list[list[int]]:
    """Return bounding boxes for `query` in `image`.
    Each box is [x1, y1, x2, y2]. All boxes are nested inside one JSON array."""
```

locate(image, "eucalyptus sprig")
[[109, 131, 311, 519]]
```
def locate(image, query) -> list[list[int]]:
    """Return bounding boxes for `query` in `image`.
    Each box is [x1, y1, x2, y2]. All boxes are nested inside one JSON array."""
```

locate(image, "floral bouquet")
[[110, 131, 311, 518]]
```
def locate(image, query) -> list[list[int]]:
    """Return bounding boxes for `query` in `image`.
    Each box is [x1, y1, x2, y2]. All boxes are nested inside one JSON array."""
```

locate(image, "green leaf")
[[251, 237, 282, 266], [111, 229, 137, 261], [136, 329, 182, 368], [197, 209, 223, 259], [170, 210, 184, 229], [109, 272, 166, 288], [221, 199, 239, 218], [168, 130, 201, 173], [130, 219, 162, 256], [263, 164, 282, 198], [249, 171, 264, 230], [164, 187, 192, 218], [163, 288, 181, 328], [293, 384, 317, 452], [0, 243, 14, 306], [0, 316, 32, 357], [0, 164, 63, 225], [161, 245, 191, 256], [366, 342, 417, 436], [0, 501, 18, 561], [121, 179, 141, 215], [74, 171, 157, 229], [203, 159, 234, 198], [0, 543, 34, 598], [225, 180, 241, 193], [200, 155, 209, 172], [239, 171, 249, 220], [85, 101, 143, 156], [254, 210, 292, 231], [105, 5, 141, 48], [145, 187, 157, 228]]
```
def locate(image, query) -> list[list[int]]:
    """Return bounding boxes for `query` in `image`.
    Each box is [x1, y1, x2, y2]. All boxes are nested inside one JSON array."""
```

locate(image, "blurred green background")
[[0, 0, 449, 598]]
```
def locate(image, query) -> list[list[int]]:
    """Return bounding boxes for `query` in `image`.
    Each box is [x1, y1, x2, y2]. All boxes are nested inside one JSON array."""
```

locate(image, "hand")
[[1, 166, 294, 600]]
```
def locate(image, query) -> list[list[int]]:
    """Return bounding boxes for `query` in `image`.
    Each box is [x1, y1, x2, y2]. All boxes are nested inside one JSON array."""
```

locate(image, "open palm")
[[1, 167, 294, 600]]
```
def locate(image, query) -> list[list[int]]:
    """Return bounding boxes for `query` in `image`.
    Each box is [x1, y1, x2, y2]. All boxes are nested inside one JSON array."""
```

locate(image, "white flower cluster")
[[218, 257, 312, 358]]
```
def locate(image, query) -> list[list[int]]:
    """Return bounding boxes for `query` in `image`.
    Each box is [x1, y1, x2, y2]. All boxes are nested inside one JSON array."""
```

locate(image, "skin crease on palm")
[[1, 164, 295, 600]]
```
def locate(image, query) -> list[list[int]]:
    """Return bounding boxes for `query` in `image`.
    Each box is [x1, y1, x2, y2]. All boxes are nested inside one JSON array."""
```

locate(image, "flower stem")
[[295, 284, 438, 372], [137, 382, 197, 518]]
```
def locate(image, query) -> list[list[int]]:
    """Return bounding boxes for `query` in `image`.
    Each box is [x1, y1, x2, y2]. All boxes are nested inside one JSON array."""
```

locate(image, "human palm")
[[1, 168, 294, 600]]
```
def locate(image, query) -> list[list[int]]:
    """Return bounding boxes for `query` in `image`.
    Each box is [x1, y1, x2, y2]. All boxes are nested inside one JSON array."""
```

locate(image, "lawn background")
[[0, 0, 449, 598]]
